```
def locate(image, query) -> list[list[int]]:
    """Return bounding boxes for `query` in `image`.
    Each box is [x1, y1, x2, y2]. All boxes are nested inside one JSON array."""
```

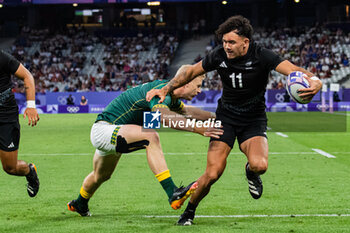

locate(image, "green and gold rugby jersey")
[[96, 80, 184, 125]]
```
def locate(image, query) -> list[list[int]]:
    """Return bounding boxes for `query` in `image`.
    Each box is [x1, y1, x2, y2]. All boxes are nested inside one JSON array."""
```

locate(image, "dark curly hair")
[[215, 15, 253, 41]]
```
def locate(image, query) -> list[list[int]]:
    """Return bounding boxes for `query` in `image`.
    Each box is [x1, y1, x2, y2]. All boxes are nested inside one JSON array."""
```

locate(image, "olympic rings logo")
[[67, 106, 80, 113], [316, 104, 329, 110], [57, 95, 76, 105], [275, 93, 285, 103]]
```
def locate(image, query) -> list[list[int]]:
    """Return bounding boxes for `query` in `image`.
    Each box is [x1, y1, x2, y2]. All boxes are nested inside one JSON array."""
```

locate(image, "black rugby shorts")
[[0, 120, 20, 152], [210, 120, 267, 148]]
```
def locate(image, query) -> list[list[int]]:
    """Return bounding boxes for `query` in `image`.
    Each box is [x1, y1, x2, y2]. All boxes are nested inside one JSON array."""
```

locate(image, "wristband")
[[310, 76, 320, 81], [27, 100, 36, 108]]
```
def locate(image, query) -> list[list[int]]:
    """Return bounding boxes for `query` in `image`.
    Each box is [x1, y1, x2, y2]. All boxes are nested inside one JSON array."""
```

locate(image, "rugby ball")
[[286, 71, 311, 104]]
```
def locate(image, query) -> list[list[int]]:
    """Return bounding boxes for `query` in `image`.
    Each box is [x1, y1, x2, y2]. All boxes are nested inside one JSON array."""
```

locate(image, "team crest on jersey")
[[219, 61, 227, 68]]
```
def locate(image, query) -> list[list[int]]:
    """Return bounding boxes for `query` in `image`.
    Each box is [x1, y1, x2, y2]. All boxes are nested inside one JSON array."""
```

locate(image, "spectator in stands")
[[284, 90, 291, 102], [67, 94, 74, 105], [10, 24, 349, 92], [192, 21, 200, 40], [206, 43, 213, 54], [333, 92, 340, 102], [342, 54, 349, 66], [80, 96, 88, 106]]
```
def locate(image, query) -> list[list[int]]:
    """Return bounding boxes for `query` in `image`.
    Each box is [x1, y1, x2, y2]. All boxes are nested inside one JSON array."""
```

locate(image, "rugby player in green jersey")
[[67, 65, 223, 216]]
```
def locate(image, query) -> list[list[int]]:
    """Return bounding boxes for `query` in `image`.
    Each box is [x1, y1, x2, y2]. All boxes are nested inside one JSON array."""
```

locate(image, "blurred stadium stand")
[[1, 0, 350, 93]]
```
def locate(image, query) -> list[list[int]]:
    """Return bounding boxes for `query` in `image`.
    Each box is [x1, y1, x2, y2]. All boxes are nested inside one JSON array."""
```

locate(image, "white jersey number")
[[229, 73, 243, 88]]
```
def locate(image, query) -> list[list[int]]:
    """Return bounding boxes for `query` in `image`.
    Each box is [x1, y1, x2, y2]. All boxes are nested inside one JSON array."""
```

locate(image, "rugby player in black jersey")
[[0, 50, 40, 197], [146, 15, 322, 225]]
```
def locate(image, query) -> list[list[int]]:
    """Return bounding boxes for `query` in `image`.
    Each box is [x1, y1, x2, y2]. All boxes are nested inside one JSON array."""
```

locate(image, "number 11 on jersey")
[[229, 73, 243, 88]]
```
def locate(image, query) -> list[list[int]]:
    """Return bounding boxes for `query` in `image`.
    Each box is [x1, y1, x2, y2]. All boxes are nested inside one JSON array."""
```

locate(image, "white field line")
[[323, 112, 350, 116], [312, 149, 336, 158], [144, 214, 350, 218], [275, 132, 289, 137], [19, 151, 350, 156]]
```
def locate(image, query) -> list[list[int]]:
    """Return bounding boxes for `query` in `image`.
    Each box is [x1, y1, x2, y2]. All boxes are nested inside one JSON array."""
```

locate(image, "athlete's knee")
[[249, 159, 268, 174], [145, 131, 160, 144], [204, 169, 224, 185], [2, 164, 17, 175]]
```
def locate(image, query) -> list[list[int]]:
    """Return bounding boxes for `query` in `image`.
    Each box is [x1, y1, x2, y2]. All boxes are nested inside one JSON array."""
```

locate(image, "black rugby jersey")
[[0, 50, 20, 122], [202, 42, 284, 123]]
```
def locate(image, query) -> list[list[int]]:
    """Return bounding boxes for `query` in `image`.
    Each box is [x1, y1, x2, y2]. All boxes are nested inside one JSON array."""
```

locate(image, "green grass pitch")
[[0, 113, 349, 233]]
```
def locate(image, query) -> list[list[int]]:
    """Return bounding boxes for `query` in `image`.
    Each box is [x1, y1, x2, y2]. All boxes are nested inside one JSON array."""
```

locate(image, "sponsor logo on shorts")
[[8, 142, 15, 148]]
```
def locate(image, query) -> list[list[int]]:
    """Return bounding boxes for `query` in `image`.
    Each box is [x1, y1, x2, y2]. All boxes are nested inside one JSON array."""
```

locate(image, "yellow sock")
[[155, 169, 171, 182], [156, 170, 176, 199], [80, 186, 93, 199]]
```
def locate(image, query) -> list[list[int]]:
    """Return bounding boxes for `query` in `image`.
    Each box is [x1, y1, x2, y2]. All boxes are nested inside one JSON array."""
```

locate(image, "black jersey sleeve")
[[0, 50, 20, 75], [259, 48, 284, 71], [202, 46, 222, 72]]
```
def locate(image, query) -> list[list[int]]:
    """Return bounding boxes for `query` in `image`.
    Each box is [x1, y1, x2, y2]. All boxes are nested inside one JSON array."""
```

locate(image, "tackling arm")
[[154, 107, 222, 138], [146, 62, 206, 103], [176, 104, 215, 121], [164, 63, 206, 93]]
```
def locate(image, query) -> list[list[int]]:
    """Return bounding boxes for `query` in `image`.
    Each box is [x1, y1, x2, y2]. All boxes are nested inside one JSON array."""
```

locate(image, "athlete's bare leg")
[[0, 149, 30, 176], [189, 141, 231, 205], [240, 136, 268, 174], [82, 124, 168, 195]]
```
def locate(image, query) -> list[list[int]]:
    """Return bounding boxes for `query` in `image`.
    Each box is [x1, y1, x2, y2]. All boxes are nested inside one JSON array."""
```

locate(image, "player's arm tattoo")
[[165, 68, 191, 93]]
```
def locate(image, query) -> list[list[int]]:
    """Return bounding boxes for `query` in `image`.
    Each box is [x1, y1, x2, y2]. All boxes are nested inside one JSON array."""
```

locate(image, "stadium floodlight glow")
[[222, 1, 227, 4], [294, 0, 300, 3], [73, 3, 78, 7], [0, 4, 3, 8], [147, 1, 160, 6]]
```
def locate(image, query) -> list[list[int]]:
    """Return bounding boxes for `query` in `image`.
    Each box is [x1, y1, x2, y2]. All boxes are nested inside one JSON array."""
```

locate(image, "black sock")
[[76, 194, 89, 209], [26, 165, 33, 178], [246, 163, 255, 176], [185, 202, 197, 215], [247, 163, 265, 175]]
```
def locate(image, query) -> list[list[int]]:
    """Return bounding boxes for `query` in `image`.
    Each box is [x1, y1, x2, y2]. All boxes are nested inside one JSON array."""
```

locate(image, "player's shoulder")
[[0, 50, 8, 67], [127, 80, 168, 93], [247, 41, 262, 56], [0, 49, 7, 61], [251, 41, 274, 56], [203, 45, 227, 70], [248, 42, 276, 60], [208, 45, 226, 58], [0, 49, 12, 58], [135, 80, 169, 100], [148, 80, 169, 90], [0, 49, 15, 64]]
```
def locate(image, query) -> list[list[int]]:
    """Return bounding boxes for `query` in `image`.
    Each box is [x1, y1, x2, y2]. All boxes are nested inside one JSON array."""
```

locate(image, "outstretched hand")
[[24, 108, 39, 127], [146, 88, 167, 103], [195, 126, 224, 139]]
